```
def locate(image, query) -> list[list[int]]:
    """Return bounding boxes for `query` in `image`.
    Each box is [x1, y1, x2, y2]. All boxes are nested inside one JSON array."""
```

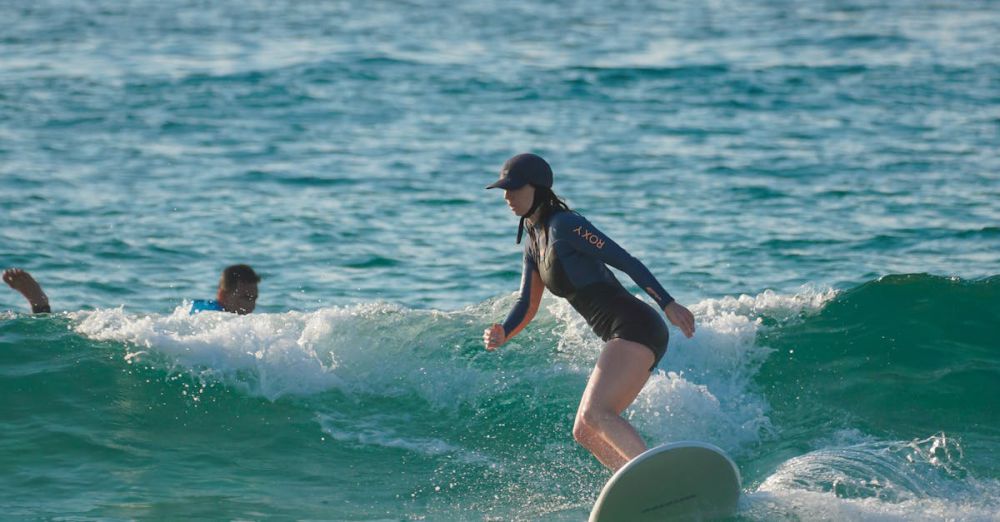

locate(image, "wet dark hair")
[[533, 186, 571, 220], [220, 264, 261, 290], [518, 185, 572, 245]]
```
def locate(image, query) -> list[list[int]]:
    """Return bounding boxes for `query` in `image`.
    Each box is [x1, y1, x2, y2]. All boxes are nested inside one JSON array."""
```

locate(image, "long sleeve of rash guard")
[[555, 213, 675, 310], [500, 250, 544, 339]]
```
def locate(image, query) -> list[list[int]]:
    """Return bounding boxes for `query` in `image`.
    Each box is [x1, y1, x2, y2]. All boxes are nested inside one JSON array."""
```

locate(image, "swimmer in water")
[[3, 264, 258, 315], [483, 153, 696, 471], [189, 264, 260, 315]]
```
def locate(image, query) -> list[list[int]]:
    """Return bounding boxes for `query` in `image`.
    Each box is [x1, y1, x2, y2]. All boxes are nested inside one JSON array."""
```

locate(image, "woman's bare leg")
[[578, 429, 631, 470], [573, 338, 654, 471]]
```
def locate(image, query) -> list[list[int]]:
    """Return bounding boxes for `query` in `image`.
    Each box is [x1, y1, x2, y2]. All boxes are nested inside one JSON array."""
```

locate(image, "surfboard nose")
[[589, 441, 741, 522]]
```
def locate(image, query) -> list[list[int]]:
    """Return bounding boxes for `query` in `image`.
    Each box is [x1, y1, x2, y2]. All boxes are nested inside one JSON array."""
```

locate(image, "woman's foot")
[[3, 268, 51, 313]]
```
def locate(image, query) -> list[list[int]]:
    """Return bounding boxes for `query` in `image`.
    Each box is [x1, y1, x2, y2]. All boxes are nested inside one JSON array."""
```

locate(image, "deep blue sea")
[[2, 0, 999, 520]]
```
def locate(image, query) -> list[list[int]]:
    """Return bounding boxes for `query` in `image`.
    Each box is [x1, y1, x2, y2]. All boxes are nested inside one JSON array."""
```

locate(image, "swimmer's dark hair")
[[220, 264, 261, 290]]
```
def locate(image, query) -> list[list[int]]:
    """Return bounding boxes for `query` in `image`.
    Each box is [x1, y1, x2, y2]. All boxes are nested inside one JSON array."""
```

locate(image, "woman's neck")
[[525, 205, 546, 227]]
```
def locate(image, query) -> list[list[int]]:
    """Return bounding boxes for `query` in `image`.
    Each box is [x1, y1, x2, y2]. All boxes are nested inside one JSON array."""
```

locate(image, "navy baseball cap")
[[485, 153, 553, 190]]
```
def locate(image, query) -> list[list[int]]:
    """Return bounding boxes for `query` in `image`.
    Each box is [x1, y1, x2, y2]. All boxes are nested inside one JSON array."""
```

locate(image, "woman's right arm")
[[484, 251, 544, 350]]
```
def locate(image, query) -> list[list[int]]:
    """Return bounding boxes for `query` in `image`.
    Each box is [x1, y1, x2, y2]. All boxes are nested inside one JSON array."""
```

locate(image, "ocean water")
[[1, 0, 998, 520]]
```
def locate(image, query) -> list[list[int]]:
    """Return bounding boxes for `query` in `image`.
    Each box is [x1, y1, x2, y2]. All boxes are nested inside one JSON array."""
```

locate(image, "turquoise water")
[[2, 0, 998, 519]]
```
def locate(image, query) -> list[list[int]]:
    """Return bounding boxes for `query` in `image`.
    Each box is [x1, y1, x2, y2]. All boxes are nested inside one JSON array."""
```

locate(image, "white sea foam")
[[747, 432, 1000, 521], [69, 290, 1000, 520], [539, 288, 836, 455], [690, 286, 837, 322], [70, 288, 834, 455], [74, 304, 348, 399], [72, 302, 499, 405], [744, 488, 1000, 522], [640, 310, 771, 452], [631, 288, 836, 452]]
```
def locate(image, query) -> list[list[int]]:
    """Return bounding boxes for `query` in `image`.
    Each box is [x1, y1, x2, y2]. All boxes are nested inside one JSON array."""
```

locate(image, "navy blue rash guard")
[[501, 210, 674, 341]]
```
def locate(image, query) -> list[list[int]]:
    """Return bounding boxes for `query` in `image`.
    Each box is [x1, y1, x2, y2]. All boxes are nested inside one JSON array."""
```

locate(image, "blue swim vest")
[[190, 299, 224, 314]]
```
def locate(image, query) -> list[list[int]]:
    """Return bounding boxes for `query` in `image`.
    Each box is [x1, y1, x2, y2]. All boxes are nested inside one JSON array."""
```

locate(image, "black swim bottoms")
[[569, 283, 670, 371]]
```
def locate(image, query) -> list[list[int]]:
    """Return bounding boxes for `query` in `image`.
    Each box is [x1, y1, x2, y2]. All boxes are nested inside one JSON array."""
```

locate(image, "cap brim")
[[485, 177, 527, 190]]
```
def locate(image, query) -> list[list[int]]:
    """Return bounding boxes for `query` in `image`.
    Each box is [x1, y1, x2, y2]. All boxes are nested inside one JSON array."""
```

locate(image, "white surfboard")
[[589, 441, 741, 522]]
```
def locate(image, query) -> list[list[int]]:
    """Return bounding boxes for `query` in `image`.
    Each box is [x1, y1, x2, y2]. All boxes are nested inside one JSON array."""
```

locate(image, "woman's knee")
[[573, 405, 610, 442], [572, 416, 591, 444]]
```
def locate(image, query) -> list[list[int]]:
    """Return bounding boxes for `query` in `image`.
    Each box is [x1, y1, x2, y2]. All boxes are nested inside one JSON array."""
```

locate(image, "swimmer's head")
[[217, 264, 260, 314]]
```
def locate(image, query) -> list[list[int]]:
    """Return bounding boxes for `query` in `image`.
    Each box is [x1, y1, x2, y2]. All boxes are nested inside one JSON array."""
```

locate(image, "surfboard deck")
[[589, 441, 741, 522]]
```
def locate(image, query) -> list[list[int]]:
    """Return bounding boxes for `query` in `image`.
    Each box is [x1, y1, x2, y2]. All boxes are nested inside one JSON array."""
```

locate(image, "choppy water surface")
[[2, 0, 998, 519]]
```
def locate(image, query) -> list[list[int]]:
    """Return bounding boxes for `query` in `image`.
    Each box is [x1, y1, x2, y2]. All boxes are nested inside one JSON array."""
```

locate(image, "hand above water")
[[483, 323, 505, 351], [664, 301, 695, 338], [3, 268, 51, 314]]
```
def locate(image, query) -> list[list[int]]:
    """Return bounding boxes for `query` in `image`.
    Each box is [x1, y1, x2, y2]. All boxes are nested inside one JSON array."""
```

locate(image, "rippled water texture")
[[3, 0, 997, 312], [2, 0, 998, 520]]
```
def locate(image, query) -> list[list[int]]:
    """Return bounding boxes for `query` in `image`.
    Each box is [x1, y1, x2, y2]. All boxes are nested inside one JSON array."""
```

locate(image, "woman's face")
[[503, 184, 535, 217]]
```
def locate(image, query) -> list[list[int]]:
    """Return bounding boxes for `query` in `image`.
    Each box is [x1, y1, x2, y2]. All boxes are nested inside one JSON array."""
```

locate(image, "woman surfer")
[[483, 153, 696, 471]]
